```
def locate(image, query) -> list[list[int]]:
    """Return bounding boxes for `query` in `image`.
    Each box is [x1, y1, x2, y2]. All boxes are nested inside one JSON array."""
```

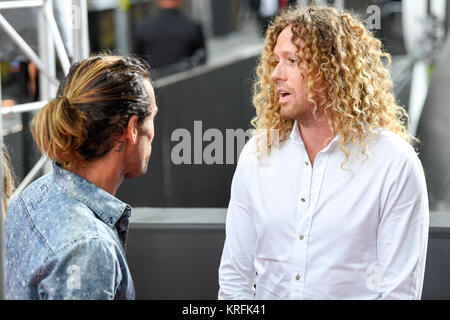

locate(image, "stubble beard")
[[280, 96, 315, 125]]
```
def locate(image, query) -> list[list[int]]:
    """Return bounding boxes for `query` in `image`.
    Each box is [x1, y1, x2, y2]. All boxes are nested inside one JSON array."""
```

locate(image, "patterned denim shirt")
[[5, 163, 135, 300]]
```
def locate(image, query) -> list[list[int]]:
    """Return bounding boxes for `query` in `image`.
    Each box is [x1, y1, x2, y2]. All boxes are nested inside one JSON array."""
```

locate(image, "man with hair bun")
[[5, 54, 158, 299], [219, 6, 429, 300]]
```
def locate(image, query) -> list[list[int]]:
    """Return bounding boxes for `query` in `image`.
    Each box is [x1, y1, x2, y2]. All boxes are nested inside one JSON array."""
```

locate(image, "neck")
[[297, 118, 335, 166], [69, 155, 124, 196], [157, 1, 180, 10]]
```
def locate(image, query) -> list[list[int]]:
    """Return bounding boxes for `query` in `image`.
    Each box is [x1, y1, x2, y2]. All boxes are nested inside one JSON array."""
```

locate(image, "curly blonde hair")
[[2, 145, 16, 216], [251, 6, 414, 164]]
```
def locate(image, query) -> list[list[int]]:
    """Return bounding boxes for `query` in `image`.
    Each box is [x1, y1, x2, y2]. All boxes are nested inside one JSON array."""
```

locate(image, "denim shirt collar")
[[52, 162, 131, 229]]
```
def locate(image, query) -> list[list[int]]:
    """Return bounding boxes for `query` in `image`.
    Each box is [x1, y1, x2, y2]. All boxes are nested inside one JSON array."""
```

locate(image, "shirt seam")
[[377, 157, 417, 298], [409, 195, 423, 299], [19, 195, 55, 256], [404, 159, 420, 298], [42, 236, 119, 262]]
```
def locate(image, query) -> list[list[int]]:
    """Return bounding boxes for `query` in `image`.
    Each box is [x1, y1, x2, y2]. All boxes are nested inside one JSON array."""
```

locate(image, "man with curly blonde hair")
[[219, 6, 429, 300]]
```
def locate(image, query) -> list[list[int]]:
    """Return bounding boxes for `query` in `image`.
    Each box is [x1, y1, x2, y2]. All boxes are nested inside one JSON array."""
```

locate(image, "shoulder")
[[236, 135, 260, 168], [6, 173, 52, 219], [193, 21, 203, 32], [237, 133, 293, 165], [371, 129, 419, 165], [135, 17, 157, 38], [234, 134, 287, 180], [178, 14, 202, 32], [8, 173, 110, 254], [136, 17, 156, 29], [369, 129, 426, 187]]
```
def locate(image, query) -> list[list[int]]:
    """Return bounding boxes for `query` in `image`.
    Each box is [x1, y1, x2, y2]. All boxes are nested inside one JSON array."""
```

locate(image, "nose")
[[271, 62, 286, 82]]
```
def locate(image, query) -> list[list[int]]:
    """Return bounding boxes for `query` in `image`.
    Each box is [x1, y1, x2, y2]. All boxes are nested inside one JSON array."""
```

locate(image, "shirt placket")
[[115, 207, 131, 252], [291, 150, 329, 299]]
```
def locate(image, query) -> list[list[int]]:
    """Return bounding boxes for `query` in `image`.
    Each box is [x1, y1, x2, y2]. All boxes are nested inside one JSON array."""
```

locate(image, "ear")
[[125, 115, 139, 145]]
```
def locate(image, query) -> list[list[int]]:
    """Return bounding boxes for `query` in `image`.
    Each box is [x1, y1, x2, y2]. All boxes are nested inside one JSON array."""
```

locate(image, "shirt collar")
[[289, 120, 303, 144], [289, 120, 340, 152], [52, 162, 131, 228]]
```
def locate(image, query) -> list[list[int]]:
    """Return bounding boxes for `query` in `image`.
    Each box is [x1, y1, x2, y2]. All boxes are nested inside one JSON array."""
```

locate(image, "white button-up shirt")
[[218, 123, 429, 300]]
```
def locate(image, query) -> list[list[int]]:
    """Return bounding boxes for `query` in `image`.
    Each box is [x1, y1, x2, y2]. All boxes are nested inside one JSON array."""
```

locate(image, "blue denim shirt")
[[5, 163, 135, 300]]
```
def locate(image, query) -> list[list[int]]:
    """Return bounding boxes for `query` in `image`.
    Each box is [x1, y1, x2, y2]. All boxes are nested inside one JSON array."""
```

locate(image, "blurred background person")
[[133, 0, 207, 78], [251, 0, 298, 36], [256, 0, 279, 36]]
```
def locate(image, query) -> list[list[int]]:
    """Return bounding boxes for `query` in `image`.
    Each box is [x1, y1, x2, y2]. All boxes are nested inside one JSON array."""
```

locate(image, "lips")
[[277, 87, 291, 103]]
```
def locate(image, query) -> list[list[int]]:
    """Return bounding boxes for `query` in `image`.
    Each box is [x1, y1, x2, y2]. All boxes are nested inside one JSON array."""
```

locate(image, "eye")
[[288, 58, 297, 64]]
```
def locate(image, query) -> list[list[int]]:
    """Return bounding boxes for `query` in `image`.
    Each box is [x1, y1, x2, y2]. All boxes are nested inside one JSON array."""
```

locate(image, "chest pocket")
[[29, 184, 49, 211]]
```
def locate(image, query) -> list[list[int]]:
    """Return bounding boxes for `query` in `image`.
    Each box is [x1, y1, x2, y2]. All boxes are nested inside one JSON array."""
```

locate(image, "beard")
[[280, 98, 315, 123], [123, 142, 151, 178]]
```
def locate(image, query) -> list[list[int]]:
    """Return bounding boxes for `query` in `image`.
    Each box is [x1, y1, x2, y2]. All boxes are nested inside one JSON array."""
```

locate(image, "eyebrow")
[[273, 49, 298, 58]]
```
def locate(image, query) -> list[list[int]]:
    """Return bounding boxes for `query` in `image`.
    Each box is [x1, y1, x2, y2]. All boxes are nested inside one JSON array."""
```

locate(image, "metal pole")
[[10, 155, 48, 200], [114, 1, 130, 55], [0, 13, 59, 86], [1, 63, 5, 300], [72, 0, 90, 62], [1, 101, 47, 116], [43, 0, 70, 74], [38, 0, 56, 101], [0, 0, 44, 10]]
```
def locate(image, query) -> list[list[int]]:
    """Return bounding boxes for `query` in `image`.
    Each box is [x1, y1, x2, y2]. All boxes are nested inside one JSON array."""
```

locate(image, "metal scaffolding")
[[0, 0, 89, 300]]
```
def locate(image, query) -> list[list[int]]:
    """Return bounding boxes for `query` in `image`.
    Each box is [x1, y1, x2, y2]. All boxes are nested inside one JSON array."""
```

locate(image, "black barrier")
[[422, 237, 450, 299], [116, 55, 258, 207], [128, 224, 224, 300], [126, 208, 225, 300], [126, 208, 450, 300]]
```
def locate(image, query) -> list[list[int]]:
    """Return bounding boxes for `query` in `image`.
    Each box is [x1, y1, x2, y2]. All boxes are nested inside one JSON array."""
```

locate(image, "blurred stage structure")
[[417, 29, 450, 213], [1, 0, 450, 300]]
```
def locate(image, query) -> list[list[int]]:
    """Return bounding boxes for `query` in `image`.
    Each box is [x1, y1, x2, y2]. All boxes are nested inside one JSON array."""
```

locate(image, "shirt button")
[[305, 161, 309, 166], [296, 274, 301, 280], [301, 198, 306, 203], [299, 235, 304, 240]]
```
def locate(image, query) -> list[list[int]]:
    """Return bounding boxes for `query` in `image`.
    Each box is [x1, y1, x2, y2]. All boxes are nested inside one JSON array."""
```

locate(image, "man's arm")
[[37, 238, 125, 300], [377, 156, 429, 299], [218, 161, 257, 300], [190, 24, 207, 66]]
